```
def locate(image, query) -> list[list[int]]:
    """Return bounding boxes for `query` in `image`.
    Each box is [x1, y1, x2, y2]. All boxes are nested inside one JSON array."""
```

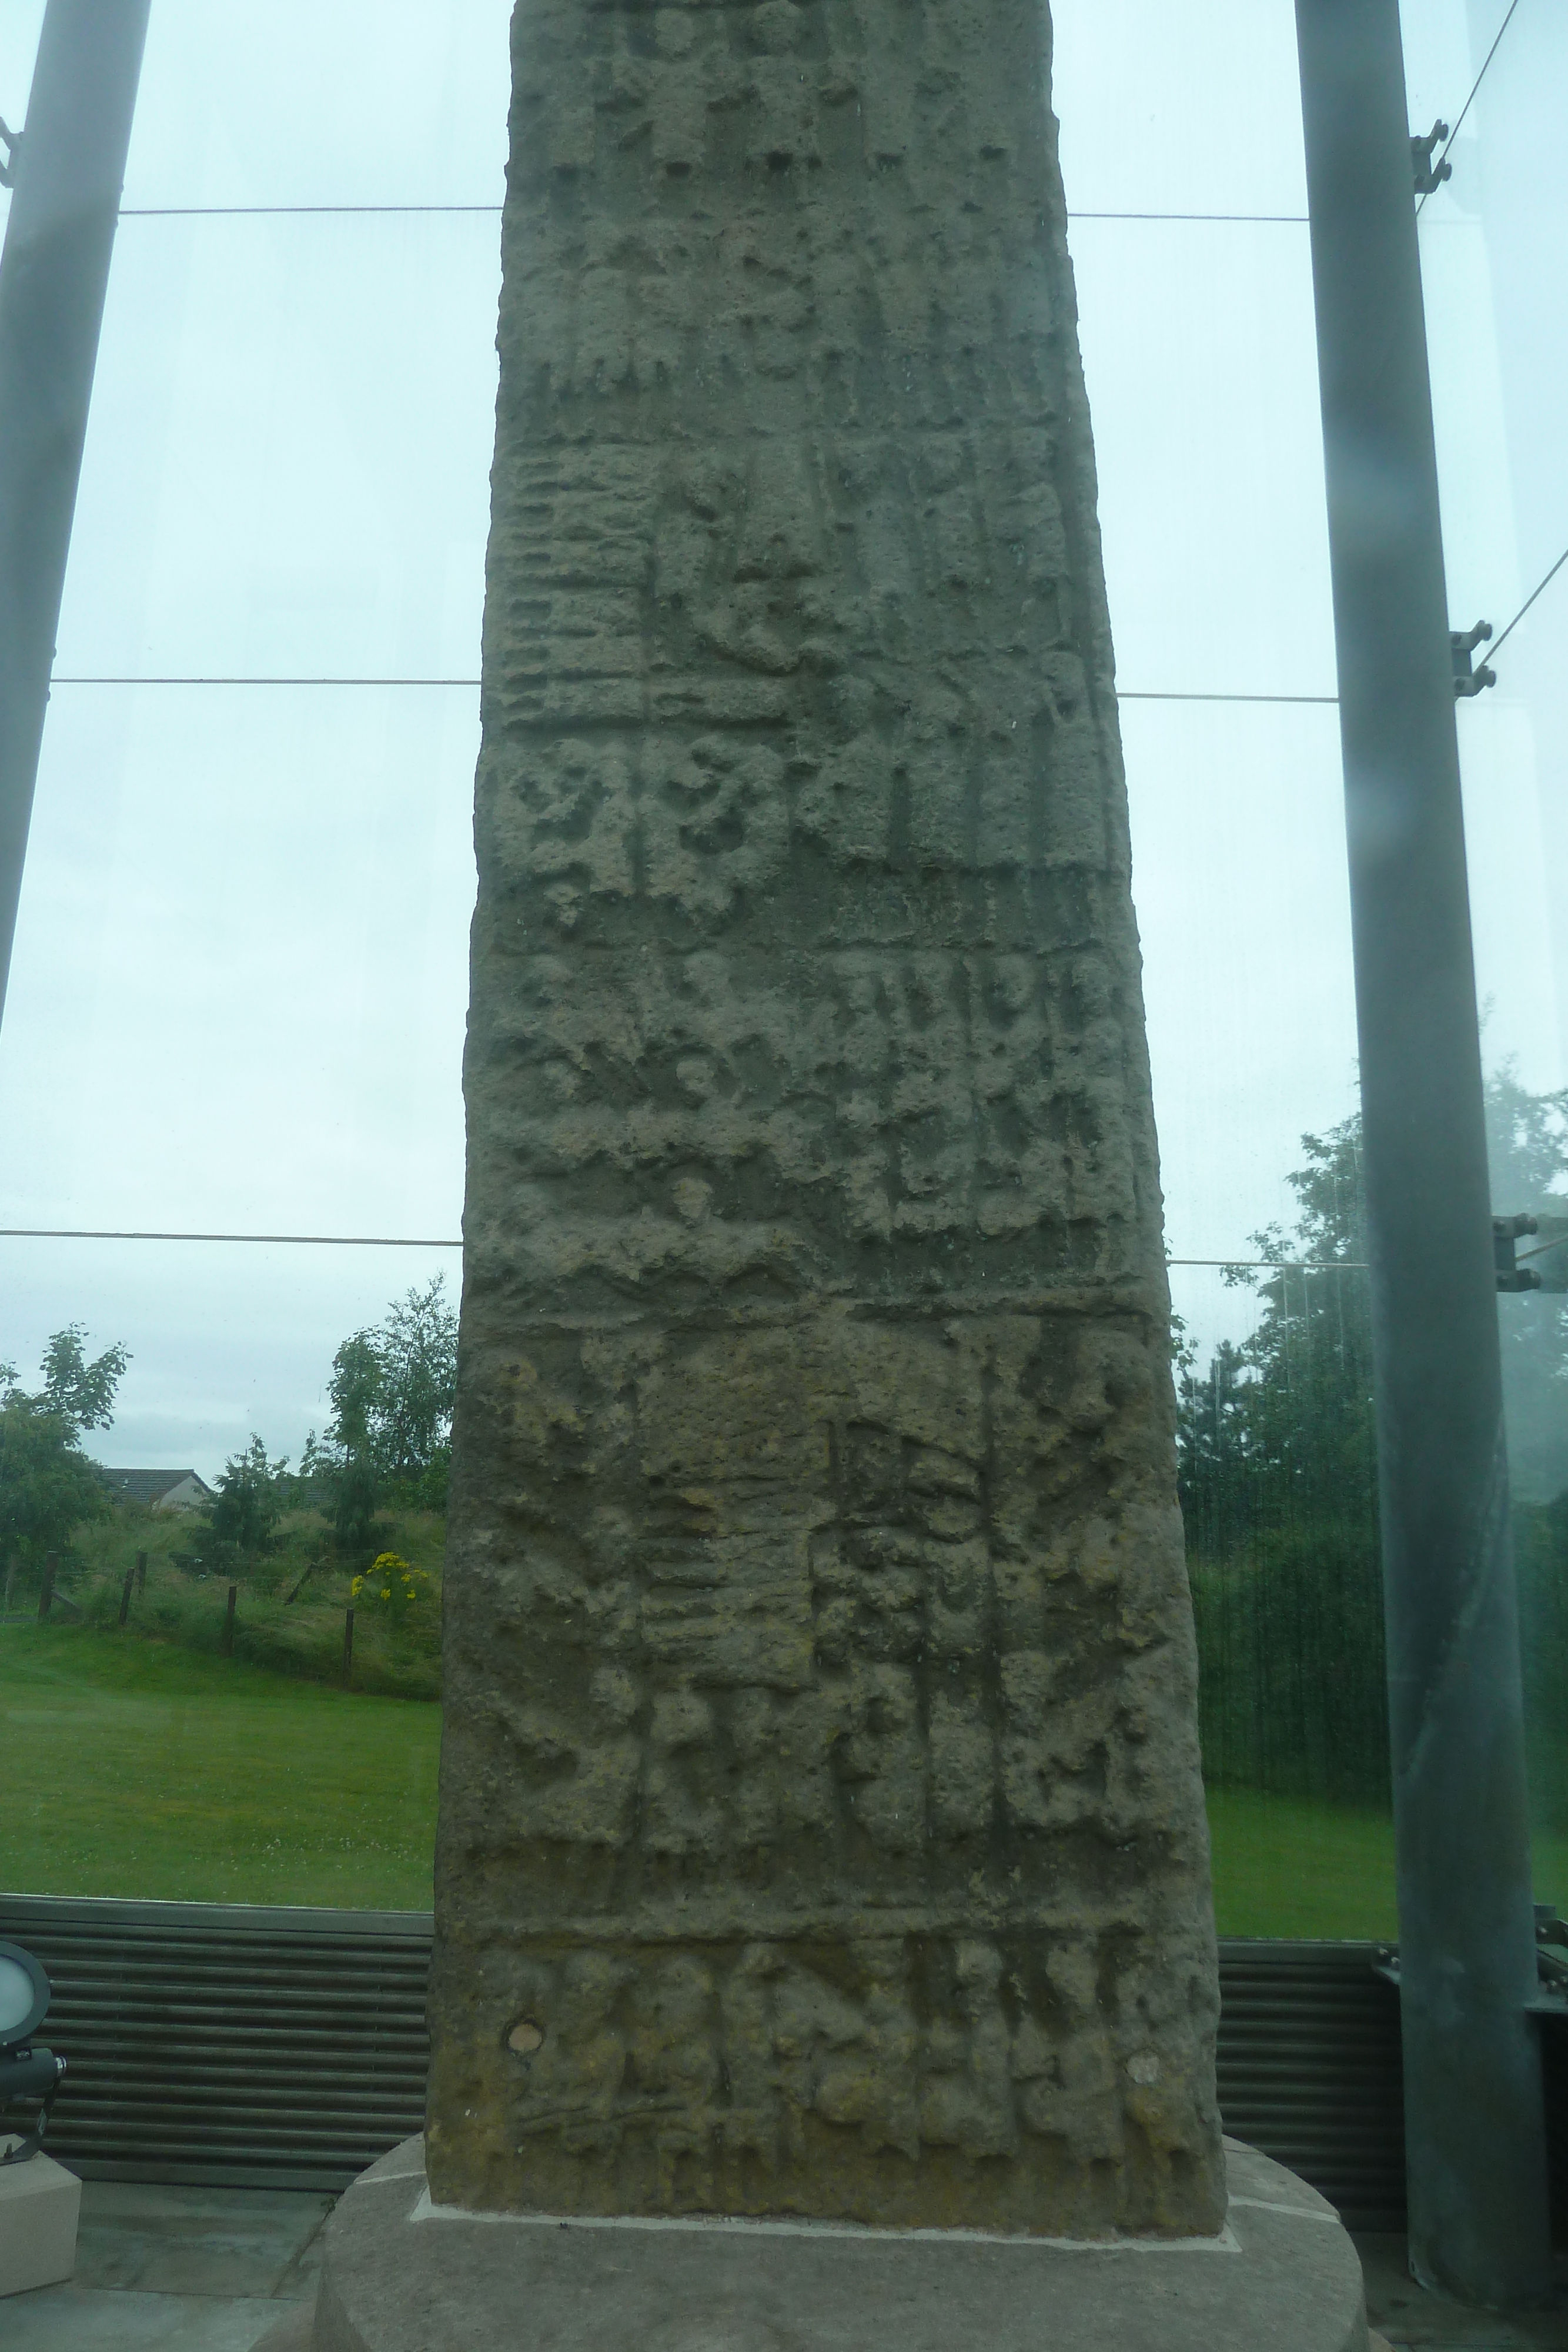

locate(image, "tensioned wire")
[[109, 205, 1308, 223], [46, 679, 1340, 703], [11, 54, 1543, 1284], [1415, 0, 1524, 219], [55, 203, 1322, 702], [0, 1228, 1366, 1269], [1485, 543, 1568, 669]]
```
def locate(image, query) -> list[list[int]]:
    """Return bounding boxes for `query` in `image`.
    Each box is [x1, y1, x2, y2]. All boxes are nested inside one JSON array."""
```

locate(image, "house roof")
[[98, 1468, 213, 1503]]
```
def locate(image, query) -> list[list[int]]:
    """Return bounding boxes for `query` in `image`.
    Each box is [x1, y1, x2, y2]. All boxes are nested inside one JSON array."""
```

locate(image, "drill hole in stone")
[[507, 2018, 544, 2056]]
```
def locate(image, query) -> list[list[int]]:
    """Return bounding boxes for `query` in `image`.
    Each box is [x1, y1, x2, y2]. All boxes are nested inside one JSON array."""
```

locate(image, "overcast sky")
[[0, 0, 1561, 1477]]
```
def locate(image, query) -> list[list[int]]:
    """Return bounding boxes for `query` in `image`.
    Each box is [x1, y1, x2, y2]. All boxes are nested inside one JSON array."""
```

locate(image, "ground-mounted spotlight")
[[0, 1942, 66, 2164]]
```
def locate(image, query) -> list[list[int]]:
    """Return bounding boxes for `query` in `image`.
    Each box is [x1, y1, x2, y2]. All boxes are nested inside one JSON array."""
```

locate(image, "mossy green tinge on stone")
[[429, 0, 1224, 2236]]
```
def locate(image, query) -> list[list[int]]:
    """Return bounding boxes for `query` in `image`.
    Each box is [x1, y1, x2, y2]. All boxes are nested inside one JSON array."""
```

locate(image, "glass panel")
[[1399, 0, 1518, 162], [0, 3, 46, 173], [1, 684, 474, 1231], [1058, 4, 1379, 1932], [1172, 1258, 1396, 1942], [1, 1245, 449, 1905], [1127, 700, 1379, 1936], [4, 1240, 459, 1471], [0, 1, 1401, 1932], [122, 0, 513, 211], [55, 215, 498, 681], [1, 9, 505, 1914], [1404, 0, 1568, 1917], [1051, 0, 1308, 220], [1125, 702, 1358, 1262], [1071, 220, 1335, 699]]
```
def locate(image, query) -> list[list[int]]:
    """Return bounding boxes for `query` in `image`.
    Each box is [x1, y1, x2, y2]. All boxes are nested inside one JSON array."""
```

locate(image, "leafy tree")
[[0, 1328, 128, 1601], [331, 1453, 382, 1562], [206, 1436, 290, 1559], [1179, 1072, 1568, 1808], [1486, 1063, 1568, 1503], [370, 1279, 459, 1485], [317, 1278, 459, 1556], [34, 1325, 129, 1439], [1179, 1120, 1386, 1801]]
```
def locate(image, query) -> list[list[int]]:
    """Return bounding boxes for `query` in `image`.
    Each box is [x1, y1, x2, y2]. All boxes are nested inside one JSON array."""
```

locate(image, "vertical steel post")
[[1295, 0, 1552, 2306], [0, 0, 151, 1026]]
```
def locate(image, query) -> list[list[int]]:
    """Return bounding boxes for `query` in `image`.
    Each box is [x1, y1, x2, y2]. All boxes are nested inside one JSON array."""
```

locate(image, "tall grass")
[[44, 1502, 442, 1700]]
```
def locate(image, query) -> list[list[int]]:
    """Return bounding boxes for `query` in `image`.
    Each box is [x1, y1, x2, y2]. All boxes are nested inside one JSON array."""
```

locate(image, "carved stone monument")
[[428, 0, 1224, 2239]]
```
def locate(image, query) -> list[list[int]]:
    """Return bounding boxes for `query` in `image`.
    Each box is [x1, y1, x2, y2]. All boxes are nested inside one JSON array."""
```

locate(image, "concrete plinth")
[[305, 2136, 1370, 2352], [0, 2153, 79, 2298]]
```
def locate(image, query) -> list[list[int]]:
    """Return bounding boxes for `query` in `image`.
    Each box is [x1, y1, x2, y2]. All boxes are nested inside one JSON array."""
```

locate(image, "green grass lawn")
[[5, 1623, 1565, 1936], [1205, 1787, 1396, 1938], [0, 1623, 438, 1910]]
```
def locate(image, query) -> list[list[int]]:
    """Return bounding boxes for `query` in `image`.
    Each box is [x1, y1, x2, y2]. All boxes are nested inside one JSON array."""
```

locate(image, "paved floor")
[[7, 2183, 1568, 2348], [5, 2180, 330, 2350], [1356, 2239, 1568, 2351]]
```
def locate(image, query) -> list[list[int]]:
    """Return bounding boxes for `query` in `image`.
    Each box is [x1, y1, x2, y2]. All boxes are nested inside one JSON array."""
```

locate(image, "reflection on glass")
[[1174, 1215, 1396, 1940], [1179, 1054, 1568, 1937], [1402, 0, 1568, 1913]]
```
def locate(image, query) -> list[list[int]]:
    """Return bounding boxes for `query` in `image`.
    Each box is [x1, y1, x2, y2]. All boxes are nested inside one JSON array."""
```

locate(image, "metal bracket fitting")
[[0, 117, 18, 189], [1495, 1212, 1543, 1292], [1412, 119, 1452, 195], [1452, 621, 1496, 697]]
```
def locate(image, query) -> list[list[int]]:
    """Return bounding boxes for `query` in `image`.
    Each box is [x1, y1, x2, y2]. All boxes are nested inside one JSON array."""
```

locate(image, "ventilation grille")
[[0, 1894, 430, 2191], [1218, 1938, 1405, 2231], [1, 1896, 1410, 2223]]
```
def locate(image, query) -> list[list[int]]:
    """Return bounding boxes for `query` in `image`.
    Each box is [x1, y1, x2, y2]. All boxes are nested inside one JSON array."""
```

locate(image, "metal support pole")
[[0, 0, 151, 1026], [1295, 0, 1552, 2307]]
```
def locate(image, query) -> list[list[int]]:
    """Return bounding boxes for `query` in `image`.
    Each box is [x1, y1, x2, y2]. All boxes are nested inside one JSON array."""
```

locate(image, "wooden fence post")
[[37, 1553, 56, 1620], [118, 1563, 135, 1625], [342, 1605, 355, 1688], [222, 1582, 237, 1656]]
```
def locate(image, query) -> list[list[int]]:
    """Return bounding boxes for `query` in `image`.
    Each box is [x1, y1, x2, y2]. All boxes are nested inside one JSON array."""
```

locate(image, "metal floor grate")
[[1, 1895, 1412, 2223]]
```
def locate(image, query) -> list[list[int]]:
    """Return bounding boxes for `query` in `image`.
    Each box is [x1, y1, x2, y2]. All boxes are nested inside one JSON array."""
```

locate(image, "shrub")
[[350, 1552, 431, 1619]]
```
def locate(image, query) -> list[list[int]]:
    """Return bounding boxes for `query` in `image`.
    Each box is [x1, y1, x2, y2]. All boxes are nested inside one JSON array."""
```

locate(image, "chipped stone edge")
[[406, 2183, 1243, 2254], [1228, 2196, 1344, 2227]]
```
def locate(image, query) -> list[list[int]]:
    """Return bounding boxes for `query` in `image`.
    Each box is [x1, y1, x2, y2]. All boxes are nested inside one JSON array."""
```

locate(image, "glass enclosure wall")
[[1059, 4, 1391, 1932], [0, 1, 510, 1907], [1402, 0, 1568, 1918], [2, 1, 1559, 1926]]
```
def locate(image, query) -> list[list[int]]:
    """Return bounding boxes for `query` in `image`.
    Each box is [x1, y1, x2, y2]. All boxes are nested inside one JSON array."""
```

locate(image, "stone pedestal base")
[[303, 2136, 1370, 2352], [0, 2152, 79, 2298]]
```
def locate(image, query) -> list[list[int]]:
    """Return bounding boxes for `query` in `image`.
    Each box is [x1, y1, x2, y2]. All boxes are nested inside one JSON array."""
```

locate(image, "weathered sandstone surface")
[[429, 0, 1224, 2237]]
